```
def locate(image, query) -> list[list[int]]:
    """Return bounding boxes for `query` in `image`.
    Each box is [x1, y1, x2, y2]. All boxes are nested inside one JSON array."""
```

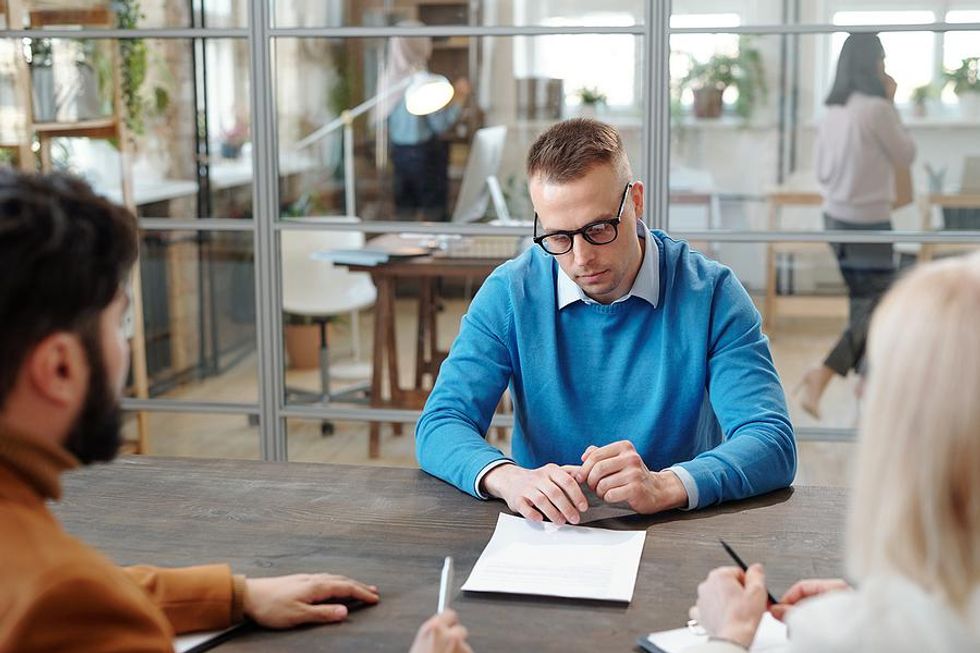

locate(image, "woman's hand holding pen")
[[693, 565, 853, 648], [694, 564, 769, 649]]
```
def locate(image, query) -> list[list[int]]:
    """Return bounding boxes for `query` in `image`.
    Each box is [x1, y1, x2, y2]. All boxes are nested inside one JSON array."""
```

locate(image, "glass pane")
[[694, 240, 980, 430], [287, 418, 428, 466], [279, 231, 519, 459], [275, 34, 644, 221], [671, 2, 948, 27], [132, 229, 257, 402], [122, 411, 259, 459], [276, 237, 980, 485], [0, 1, 248, 30], [668, 31, 980, 233], [272, 1, 645, 28], [0, 37, 257, 220], [942, 10, 980, 106]]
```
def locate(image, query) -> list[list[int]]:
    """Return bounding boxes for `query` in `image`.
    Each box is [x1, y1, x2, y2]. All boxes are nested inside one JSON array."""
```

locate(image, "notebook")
[[638, 612, 788, 653], [174, 623, 250, 653]]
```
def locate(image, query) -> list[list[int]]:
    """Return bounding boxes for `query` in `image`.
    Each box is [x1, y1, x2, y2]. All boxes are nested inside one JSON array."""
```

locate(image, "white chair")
[[281, 216, 376, 434]]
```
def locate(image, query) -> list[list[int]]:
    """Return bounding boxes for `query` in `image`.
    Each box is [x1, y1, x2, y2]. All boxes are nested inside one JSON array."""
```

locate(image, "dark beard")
[[63, 328, 122, 464]]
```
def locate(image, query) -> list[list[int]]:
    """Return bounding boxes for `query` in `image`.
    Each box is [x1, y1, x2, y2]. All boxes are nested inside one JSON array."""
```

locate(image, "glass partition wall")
[[1, 2, 977, 476]]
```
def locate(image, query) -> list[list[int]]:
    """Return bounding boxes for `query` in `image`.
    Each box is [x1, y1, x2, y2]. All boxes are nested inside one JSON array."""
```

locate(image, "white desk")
[[209, 152, 319, 190], [94, 177, 198, 207]]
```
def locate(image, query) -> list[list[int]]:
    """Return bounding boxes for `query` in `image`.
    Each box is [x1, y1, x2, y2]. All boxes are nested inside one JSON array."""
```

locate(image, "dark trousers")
[[391, 138, 449, 221], [823, 214, 896, 376]]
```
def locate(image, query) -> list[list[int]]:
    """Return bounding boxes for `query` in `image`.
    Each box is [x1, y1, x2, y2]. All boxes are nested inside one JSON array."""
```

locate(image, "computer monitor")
[[960, 155, 980, 194], [451, 125, 507, 223]]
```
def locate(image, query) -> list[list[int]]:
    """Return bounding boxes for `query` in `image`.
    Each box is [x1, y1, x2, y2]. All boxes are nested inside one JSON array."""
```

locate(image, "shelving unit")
[[4, 1, 152, 453]]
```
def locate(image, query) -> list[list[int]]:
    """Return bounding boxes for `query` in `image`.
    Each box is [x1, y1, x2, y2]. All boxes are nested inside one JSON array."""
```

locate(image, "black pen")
[[719, 539, 779, 605]]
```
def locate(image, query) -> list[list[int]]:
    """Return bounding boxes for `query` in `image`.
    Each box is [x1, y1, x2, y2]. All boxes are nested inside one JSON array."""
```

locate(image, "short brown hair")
[[526, 118, 632, 184]]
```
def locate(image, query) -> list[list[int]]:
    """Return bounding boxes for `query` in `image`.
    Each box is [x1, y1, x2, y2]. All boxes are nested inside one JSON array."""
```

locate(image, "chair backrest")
[[281, 216, 376, 317]]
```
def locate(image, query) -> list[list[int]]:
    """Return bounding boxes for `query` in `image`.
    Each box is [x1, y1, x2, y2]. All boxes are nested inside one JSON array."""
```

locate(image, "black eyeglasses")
[[532, 182, 634, 256]]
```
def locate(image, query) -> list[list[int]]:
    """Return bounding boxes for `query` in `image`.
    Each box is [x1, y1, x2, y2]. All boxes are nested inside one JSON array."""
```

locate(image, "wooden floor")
[[126, 296, 860, 488]]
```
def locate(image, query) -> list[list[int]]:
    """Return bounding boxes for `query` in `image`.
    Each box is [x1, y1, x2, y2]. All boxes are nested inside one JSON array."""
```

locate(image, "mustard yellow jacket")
[[0, 427, 244, 653]]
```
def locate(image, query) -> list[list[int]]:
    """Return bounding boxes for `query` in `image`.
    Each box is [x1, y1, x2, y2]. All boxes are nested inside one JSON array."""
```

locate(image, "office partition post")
[[249, 0, 287, 461]]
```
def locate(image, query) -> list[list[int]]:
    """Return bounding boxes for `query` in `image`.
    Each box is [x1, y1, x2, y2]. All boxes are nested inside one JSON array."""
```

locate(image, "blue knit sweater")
[[415, 230, 796, 508]]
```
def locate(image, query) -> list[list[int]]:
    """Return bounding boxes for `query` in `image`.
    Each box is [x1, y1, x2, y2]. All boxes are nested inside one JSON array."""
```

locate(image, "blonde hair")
[[848, 250, 980, 610]]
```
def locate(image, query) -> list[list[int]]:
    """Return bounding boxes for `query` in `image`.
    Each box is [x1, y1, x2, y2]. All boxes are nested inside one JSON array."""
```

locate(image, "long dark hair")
[[825, 33, 886, 106]]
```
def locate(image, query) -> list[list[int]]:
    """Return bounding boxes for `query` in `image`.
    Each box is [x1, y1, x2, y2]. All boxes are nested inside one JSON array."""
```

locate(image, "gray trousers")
[[823, 214, 897, 376]]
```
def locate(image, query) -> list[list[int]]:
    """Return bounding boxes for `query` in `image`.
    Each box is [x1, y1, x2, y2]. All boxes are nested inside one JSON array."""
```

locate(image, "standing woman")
[[796, 33, 915, 418]]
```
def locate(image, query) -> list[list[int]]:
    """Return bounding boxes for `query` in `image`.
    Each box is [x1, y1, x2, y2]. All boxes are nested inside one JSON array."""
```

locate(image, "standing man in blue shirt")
[[415, 119, 796, 523], [376, 30, 471, 222]]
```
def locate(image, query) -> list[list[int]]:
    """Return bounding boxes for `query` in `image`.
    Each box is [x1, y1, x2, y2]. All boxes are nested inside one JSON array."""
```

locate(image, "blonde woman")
[[687, 251, 980, 652]]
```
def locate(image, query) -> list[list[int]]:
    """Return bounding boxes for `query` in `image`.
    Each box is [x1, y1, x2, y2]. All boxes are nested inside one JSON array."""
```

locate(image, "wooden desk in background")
[[346, 236, 505, 458], [918, 192, 980, 261], [55, 457, 846, 652]]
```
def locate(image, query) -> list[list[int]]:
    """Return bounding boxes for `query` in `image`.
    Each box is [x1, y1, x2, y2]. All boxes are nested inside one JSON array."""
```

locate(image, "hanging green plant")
[[112, 0, 169, 136]]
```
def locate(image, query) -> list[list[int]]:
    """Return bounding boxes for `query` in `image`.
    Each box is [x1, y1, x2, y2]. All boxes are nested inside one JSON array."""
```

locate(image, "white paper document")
[[461, 512, 647, 602], [642, 613, 788, 653]]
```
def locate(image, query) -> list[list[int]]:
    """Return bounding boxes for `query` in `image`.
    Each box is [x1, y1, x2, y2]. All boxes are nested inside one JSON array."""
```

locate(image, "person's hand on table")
[[243, 573, 379, 629], [694, 564, 769, 649], [480, 462, 589, 525], [770, 578, 851, 622], [410, 609, 473, 653], [575, 441, 688, 514]]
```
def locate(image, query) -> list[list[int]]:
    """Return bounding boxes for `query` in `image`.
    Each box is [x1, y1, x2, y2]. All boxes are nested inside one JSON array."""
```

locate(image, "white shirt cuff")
[[474, 459, 516, 499], [666, 465, 699, 510]]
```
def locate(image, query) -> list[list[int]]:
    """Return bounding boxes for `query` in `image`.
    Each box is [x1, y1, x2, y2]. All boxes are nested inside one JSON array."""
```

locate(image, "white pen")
[[437, 556, 454, 613]]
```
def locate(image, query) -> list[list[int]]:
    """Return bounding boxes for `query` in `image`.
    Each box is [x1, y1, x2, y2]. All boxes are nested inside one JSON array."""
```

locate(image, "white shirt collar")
[[556, 220, 660, 310]]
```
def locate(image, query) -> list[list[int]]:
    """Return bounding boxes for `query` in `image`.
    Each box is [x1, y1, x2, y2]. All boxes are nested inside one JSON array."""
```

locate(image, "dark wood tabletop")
[[53, 457, 847, 652]]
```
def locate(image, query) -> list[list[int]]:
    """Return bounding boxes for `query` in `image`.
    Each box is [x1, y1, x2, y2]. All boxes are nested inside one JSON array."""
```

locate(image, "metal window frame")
[[7, 5, 980, 453]]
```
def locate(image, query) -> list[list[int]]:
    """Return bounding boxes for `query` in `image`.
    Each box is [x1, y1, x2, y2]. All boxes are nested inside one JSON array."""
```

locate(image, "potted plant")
[[576, 86, 606, 118], [27, 38, 55, 122], [910, 84, 935, 118], [74, 40, 114, 120], [945, 56, 980, 119], [678, 36, 767, 121]]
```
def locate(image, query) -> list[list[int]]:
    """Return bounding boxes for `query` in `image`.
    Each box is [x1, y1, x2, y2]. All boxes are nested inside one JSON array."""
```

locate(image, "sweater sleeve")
[[122, 564, 241, 634], [869, 100, 916, 168], [672, 269, 797, 507], [425, 103, 462, 135], [3, 564, 175, 653], [415, 270, 514, 496]]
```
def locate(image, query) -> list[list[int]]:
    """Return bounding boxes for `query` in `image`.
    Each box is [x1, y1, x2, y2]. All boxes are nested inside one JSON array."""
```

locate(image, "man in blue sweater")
[[415, 119, 796, 524]]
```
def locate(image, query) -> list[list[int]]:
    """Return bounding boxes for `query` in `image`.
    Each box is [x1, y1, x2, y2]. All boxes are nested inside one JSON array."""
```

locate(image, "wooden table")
[[346, 241, 505, 457], [54, 457, 847, 652], [917, 192, 980, 261]]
